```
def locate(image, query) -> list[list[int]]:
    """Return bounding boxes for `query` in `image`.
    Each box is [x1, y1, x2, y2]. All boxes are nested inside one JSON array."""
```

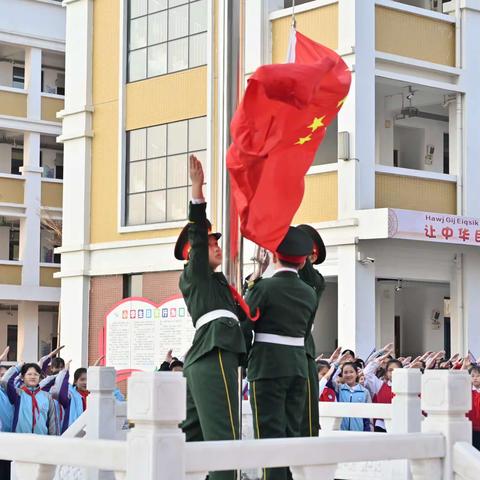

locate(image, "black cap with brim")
[[276, 226, 313, 261], [297, 224, 326, 265], [174, 220, 221, 261]]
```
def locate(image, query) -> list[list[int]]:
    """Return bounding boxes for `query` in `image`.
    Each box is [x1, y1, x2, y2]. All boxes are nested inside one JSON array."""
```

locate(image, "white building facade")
[[59, 0, 480, 370], [0, 0, 65, 362]]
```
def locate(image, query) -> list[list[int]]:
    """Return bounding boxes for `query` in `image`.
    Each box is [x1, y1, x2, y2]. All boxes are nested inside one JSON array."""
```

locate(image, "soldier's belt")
[[195, 309, 239, 330], [254, 333, 304, 347]]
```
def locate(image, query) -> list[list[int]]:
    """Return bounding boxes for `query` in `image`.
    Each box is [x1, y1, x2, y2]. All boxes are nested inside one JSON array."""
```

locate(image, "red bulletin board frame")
[[99, 294, 185, 383]]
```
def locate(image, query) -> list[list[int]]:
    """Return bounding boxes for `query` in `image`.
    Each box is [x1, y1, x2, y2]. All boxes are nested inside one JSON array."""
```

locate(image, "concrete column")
[[17, 301, 38, 362], [19, 132, 42, 287], [25, 47, 42, 121], [463, 249, 480, 356], [459, 2, 480, 217], [337, 0, 376, 216], [450, 250, 480, 357], [337, 244, 376, 359], [58, 0, 94, 369]]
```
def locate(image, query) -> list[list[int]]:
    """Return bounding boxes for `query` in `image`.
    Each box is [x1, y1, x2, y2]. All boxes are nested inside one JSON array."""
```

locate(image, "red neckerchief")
[[20, 386, 41, 432], [77, 389, 90, 410], [228, 285, 260, 321]]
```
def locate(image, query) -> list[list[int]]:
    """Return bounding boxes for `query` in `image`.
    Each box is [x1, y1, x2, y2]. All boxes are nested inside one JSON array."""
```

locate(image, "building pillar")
[[337, 244, 376, 359], [19, 132, 42, 287], [337, 0, 376, 216], [459, 2, 480, 217], [25, 47, 42, 121], [57, 0, 94, 370], [463, 250, 480, 356], [17, 301, 39, 362]]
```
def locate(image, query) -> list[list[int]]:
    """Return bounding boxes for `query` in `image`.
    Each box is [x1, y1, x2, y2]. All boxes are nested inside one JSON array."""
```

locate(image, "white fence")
[[0, 368, 479, 480]]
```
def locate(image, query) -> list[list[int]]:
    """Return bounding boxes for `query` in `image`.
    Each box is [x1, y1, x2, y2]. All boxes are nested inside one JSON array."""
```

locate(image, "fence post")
[[390, 368, 422, 480], [416, 369, 472, 480], [126, 372, 186, 480], [86, 366, 117, 480]]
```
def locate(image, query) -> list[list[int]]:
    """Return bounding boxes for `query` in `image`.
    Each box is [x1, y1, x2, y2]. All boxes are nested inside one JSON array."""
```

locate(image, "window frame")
[[127, 0, 208, 83], [124, 116, 207, 229]]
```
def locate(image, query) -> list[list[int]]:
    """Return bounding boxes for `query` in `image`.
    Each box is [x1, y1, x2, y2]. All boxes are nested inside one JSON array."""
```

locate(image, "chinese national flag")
[[226, 30, 351, 251]]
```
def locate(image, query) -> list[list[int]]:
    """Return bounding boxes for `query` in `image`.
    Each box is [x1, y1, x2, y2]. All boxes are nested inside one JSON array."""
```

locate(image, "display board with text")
[[105, 296, 194, 371]]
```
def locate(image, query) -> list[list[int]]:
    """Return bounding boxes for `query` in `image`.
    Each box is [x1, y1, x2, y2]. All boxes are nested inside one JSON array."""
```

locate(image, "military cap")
[[297, 224, 326, 264], [174, 219, 221, 261]]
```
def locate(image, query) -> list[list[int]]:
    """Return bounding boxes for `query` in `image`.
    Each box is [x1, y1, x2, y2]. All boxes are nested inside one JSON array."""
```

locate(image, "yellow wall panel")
[[0, 264, 22, 285], [41, 182, 63, 208], [41, 97, 64, 122], [376, 173, 456, 214], [0, 177, 24, 204], [0, 91, 27, 117], [293, 172, 338, 224], [376, 6, 455, 66], [92, 0, 119, 105], [272, 4, 338, 64], [40, 267, 61, 287], [125, 68, 207, 131]]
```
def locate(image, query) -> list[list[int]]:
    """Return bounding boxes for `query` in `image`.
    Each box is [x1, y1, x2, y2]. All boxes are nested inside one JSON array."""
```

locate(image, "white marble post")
[[86, 366, 117, 480], [391, 368, 423, 480], [126, 372, 186, 480], [411, 370, 472, 480]]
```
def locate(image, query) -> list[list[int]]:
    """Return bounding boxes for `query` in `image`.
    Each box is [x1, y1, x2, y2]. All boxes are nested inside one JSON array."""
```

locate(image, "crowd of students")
[[311, 343, 480, 449]]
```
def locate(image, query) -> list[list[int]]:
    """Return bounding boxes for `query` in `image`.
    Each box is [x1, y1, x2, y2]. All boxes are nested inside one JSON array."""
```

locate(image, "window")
[[12, 66, 24, 89], [11, 148, 23, 175], [125, 116, 206, 226], [128, 0, 208, 82], [9, 228, 19, 261], [7, 325, 17, 361]]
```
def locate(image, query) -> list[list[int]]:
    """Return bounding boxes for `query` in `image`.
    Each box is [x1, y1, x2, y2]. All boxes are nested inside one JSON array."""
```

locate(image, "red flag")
[[226, 31, 351, 251]]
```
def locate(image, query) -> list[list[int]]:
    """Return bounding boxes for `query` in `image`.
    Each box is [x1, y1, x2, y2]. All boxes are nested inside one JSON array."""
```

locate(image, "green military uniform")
[[298, 259, 326, 437], [243, 267, 317, 480], [178, 202, 246, 480]]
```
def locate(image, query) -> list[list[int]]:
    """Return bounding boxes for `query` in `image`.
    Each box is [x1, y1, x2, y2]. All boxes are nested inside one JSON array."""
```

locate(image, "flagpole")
[[220, 0, 245, 467]]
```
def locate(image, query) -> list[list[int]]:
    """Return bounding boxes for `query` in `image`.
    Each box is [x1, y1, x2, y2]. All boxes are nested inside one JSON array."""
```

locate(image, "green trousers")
[[182, 348, 240, 480], [250, 376, 307, 480], [300, 357, 320, 437]]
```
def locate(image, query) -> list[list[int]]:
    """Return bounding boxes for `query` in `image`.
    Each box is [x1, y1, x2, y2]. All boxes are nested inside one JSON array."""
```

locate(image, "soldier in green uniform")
[[175, 155, 250, 480], [242, 228, 318, 480], [297, 224, 327, 438]]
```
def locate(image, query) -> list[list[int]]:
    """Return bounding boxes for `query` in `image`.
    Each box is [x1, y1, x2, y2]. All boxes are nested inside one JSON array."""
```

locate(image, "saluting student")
[[296, 224, 326, 437], [49, 363, 86, 434], [243, 227, 317, 480], [1, 363, 57, 435], [175, 155, 253, 480]]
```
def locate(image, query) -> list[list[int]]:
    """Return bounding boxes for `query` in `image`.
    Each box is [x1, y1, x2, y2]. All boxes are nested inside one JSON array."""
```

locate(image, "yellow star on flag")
[[295, 134, 312, 145], [307, 116, 326, 133], [337, 97, 347, 108]]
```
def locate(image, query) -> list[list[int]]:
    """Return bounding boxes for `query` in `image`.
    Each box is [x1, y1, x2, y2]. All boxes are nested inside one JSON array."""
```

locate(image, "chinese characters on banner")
[[388, 209, 480, 246], [105, 296, 195, 371]]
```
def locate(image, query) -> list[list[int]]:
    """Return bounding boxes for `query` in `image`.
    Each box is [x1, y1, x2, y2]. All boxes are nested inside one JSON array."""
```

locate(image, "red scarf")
[[20, 386, 41, 432], [77, 389, 90, 410], [228, 285, 259, 321]]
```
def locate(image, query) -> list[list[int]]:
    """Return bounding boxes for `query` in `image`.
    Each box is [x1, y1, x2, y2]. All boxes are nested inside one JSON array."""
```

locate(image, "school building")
[[0, 0, 65, 362], [59, 0, 480, 369]]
